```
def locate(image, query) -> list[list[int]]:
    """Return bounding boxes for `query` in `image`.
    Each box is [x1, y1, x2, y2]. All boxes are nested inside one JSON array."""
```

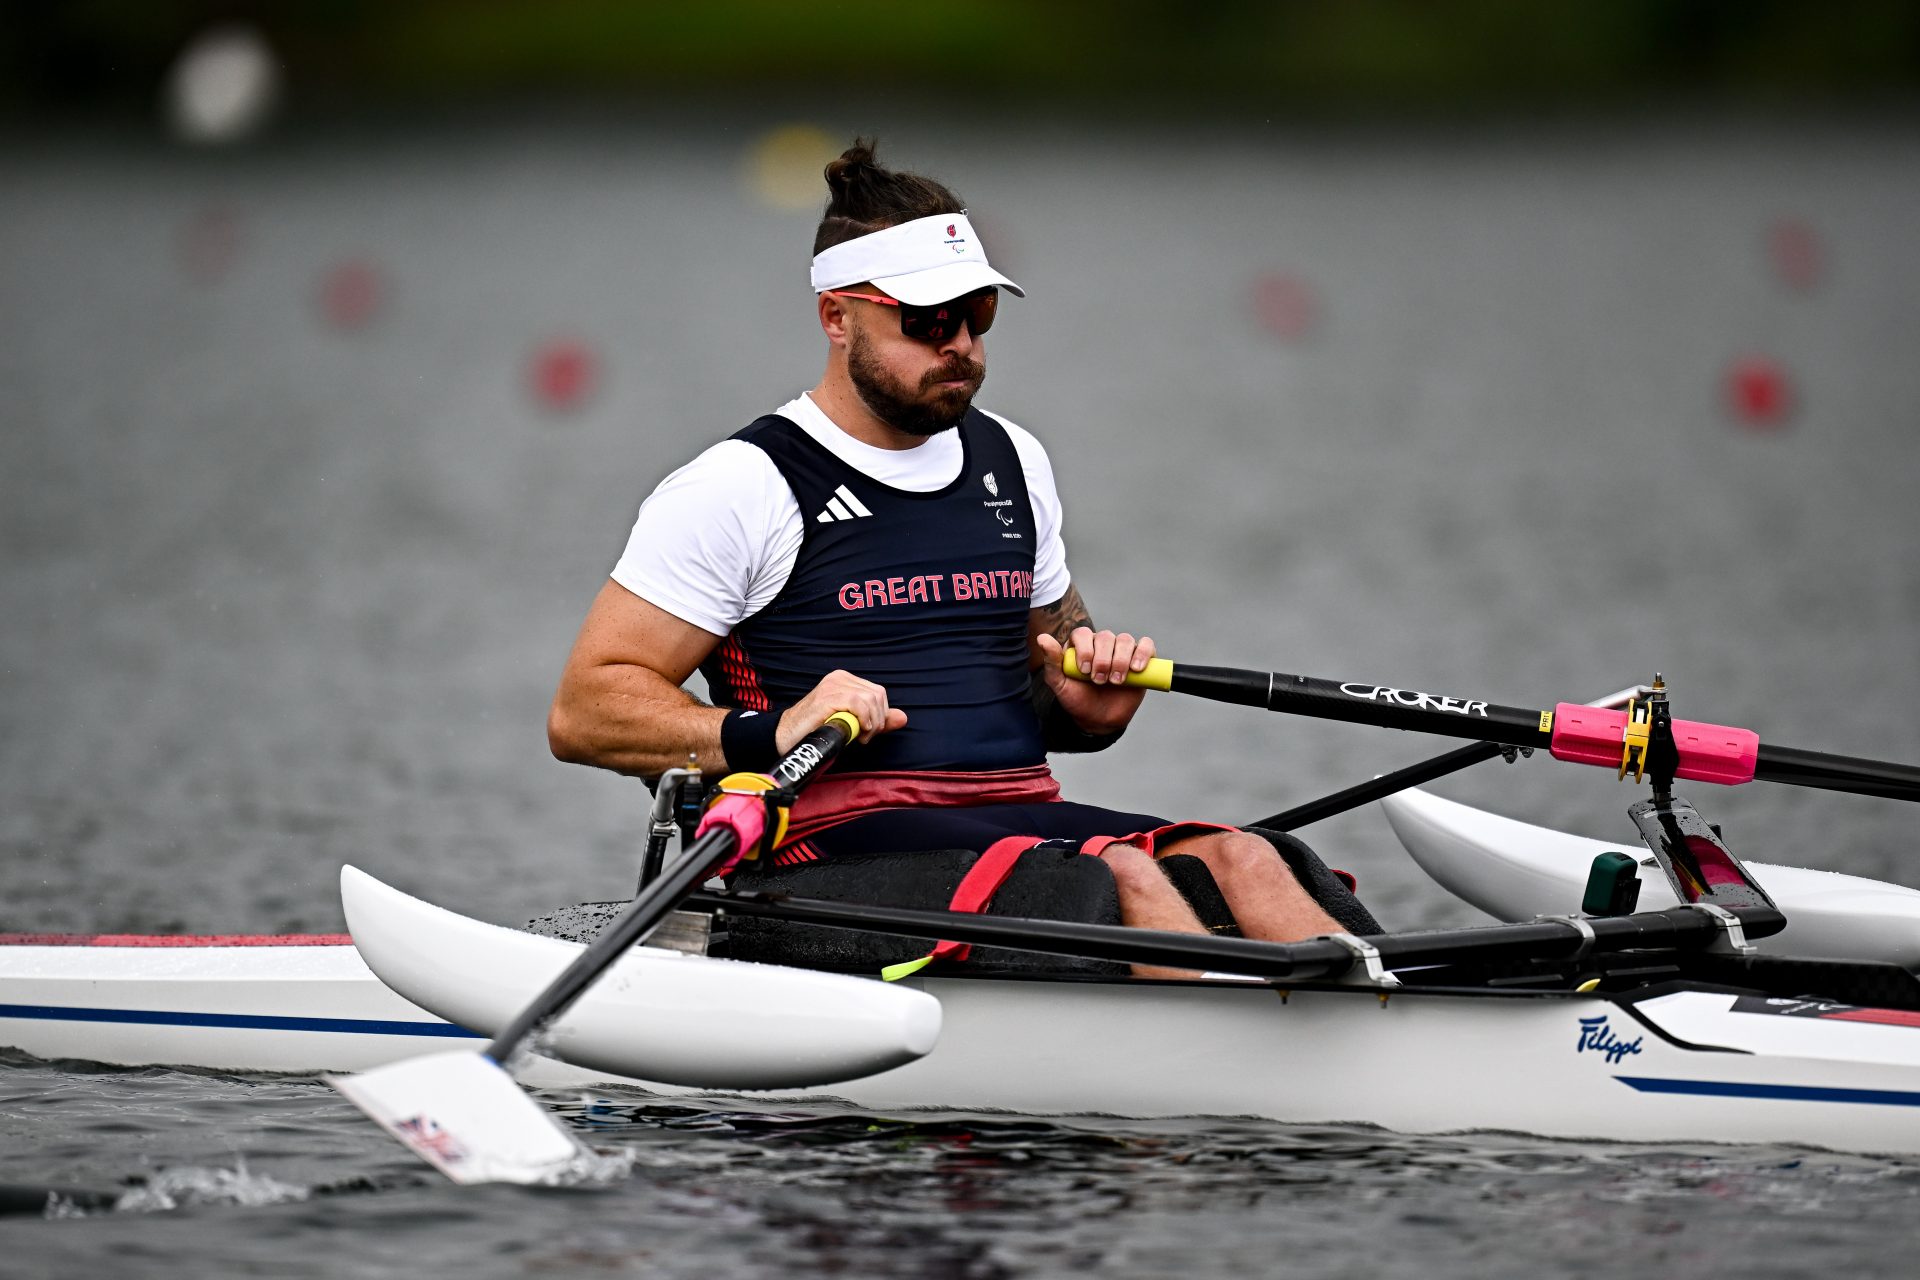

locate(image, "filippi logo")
[[1576, 1015, 1644, 1064], [1339, 683, 1490, 717]]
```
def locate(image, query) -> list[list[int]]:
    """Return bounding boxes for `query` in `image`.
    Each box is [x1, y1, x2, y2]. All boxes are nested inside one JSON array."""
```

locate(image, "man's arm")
[[548, 581, 906, 778], [548, 581, 730, 778], [1028, 582, 1153, 747]]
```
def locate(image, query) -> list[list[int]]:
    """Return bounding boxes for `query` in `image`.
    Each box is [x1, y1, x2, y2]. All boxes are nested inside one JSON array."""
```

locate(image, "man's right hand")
[[778, 670, 908, 750]]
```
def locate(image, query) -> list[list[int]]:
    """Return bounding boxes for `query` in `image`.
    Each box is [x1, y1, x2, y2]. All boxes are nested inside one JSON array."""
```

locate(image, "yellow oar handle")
[[1060, 649, 1175, 691], [823, 710, 862, 741]]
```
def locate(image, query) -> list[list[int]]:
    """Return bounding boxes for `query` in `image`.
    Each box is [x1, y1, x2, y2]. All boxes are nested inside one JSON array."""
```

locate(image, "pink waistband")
[[784, 764, 1062, 841]]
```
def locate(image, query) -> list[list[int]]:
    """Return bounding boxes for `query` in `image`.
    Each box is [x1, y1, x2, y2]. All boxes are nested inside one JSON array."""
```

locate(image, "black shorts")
[[776, 800, 1182, 866]]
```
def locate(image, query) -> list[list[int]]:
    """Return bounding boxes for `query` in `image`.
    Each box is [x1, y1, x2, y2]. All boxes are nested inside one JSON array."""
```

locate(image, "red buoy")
[[1725, 356, 1794, 429], [529, 338, 599, 413], [319, 259, 386, 331], [1251, 273, 1319, 341]]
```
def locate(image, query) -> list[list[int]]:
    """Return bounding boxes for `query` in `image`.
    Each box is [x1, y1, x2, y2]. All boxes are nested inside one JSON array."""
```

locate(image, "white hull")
[[822, 978, 1920, 1154], [0, 934, 597, 1086], [8, 932, 1920, 1154], [12, 812, 1920, 1157], [1380, 787, 1920, 969]]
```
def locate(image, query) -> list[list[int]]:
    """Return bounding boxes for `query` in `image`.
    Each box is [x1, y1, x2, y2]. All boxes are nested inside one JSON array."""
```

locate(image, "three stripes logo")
[[815, 484, 873, 524]]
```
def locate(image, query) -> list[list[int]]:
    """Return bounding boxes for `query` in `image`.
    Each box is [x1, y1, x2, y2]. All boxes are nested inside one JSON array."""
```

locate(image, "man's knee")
[[1184, 831, 1282, 878], [1097, 841, 1162, 888], [1184, 833, 1321, 901]]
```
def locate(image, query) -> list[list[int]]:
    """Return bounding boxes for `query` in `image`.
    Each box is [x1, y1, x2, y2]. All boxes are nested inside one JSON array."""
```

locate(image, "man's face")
[[843, 291, 987, 438]]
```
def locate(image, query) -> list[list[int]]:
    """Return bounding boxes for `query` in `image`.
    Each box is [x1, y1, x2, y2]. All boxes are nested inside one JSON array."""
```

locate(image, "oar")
[[1247, 684, 1653, 830], [330, 711, 861, 1186], [1064, 653, 1920, 803]]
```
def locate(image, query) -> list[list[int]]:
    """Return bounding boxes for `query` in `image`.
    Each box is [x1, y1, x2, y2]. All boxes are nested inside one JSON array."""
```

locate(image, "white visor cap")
[[810, 212, 1024, 305]]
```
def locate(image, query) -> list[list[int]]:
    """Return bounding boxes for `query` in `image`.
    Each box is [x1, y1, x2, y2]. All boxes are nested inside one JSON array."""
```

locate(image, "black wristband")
[[721, 707, 785, 772]]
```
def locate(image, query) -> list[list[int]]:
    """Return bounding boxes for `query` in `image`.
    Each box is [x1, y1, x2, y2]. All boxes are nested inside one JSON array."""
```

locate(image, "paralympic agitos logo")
[[1338, 683, 1489, 717]]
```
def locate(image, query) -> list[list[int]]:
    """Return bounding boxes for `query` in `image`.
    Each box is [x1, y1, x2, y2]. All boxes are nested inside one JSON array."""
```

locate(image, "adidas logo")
[[814, 484, 873, 523]]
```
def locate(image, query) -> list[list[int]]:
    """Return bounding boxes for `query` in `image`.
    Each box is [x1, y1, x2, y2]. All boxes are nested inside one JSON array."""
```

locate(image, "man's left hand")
[[1035, 627, 1155, 735]]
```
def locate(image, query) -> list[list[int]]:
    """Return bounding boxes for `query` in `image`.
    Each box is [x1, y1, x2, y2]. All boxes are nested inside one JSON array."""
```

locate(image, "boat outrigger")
[[6, 660, 1920, 1182]]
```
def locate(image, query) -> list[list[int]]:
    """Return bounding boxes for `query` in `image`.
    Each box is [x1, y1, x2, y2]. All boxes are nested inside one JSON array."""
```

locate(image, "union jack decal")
[[396, 1114, 469, 1165]]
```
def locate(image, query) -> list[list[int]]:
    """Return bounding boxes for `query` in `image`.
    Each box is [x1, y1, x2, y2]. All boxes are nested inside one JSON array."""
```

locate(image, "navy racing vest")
[[700, 409, 1045, 773]]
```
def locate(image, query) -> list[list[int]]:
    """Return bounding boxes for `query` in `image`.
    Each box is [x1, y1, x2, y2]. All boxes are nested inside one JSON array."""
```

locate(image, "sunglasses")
[[827, 287, 999, 342]]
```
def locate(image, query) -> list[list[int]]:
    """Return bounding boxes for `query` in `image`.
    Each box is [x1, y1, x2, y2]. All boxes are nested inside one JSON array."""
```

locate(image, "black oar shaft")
[[1756, 743, 1920, 802], [1172, 664, 1551, 748], [485, 714, 856, 1063], [686, 889, 1783, 981]]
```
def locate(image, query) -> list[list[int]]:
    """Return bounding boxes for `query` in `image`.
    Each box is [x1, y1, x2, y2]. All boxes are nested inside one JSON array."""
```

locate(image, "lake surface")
[[3, 107, 1919, 1274]]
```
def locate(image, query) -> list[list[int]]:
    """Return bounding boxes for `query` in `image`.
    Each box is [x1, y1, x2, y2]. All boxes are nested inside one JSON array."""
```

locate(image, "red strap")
[[1081, 820, 1237, 859], [928, 835, 1044, 965]]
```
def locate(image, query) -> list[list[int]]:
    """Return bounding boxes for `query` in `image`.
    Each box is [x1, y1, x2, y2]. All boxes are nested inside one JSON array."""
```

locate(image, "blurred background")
[[4, 2, 1919, 935]]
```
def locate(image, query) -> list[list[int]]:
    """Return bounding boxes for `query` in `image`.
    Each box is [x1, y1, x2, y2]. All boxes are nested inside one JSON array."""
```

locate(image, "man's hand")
[[778, 669, 908, 751], [1034, 627, 1155, 736]]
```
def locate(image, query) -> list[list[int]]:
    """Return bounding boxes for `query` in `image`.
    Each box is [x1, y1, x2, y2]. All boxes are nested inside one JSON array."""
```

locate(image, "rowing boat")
[[342, 864, 1920, 1155], [7, 804, 1920, 1156], [8, 660, 1920, 1163]]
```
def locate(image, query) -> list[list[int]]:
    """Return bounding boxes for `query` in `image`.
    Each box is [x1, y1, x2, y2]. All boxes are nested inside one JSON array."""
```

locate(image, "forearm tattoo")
[[1034, 584, 1092, 649], [1028, 584, 1122, 752]]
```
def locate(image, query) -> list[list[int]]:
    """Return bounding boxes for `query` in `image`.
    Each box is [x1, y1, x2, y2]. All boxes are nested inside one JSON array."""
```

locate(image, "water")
[[3, 108, 1919, 1272], [4, 1068, 1919, 1278]]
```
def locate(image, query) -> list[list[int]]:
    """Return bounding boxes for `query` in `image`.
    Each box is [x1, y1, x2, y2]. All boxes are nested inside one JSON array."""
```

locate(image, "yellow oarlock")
[[708, 771, 791, 858], [1618, 697, 1651, 781], [1060, 650, 1174, 691]]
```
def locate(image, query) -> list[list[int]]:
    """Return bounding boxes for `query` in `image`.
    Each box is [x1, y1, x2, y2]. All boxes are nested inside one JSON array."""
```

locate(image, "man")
[[548, 141, 1343, 973]]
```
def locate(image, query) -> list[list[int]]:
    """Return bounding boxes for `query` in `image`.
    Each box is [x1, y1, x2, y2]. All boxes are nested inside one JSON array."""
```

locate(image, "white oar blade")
[[328, 1050, 584, 1186]]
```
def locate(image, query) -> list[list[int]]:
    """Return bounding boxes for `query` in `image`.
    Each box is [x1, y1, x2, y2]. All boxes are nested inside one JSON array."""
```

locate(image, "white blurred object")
[[165, 25, 280, 145]]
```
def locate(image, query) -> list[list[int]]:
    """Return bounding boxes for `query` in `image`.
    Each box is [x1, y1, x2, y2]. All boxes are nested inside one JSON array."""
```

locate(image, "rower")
[[547, 139, 1365, 976]]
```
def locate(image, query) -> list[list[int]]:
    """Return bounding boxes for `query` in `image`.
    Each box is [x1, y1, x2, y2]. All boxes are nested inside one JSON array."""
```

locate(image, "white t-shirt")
[[612, 393, 1071, 636]]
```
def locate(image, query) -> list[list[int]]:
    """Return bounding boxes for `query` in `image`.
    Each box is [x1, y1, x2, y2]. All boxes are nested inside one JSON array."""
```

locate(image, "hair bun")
[[824, 138, 881, 198], [811, 137, 965, 255]]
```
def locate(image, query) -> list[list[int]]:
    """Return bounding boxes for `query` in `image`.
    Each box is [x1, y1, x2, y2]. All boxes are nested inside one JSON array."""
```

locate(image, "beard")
[[846, 326, 986, 438]]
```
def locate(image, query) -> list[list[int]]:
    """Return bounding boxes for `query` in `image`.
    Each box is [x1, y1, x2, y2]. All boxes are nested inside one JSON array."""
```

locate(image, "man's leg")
[[1167, 831, 1344, 942], [809, 802, 1221, 979], [1096, 844, 1209, 981]]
